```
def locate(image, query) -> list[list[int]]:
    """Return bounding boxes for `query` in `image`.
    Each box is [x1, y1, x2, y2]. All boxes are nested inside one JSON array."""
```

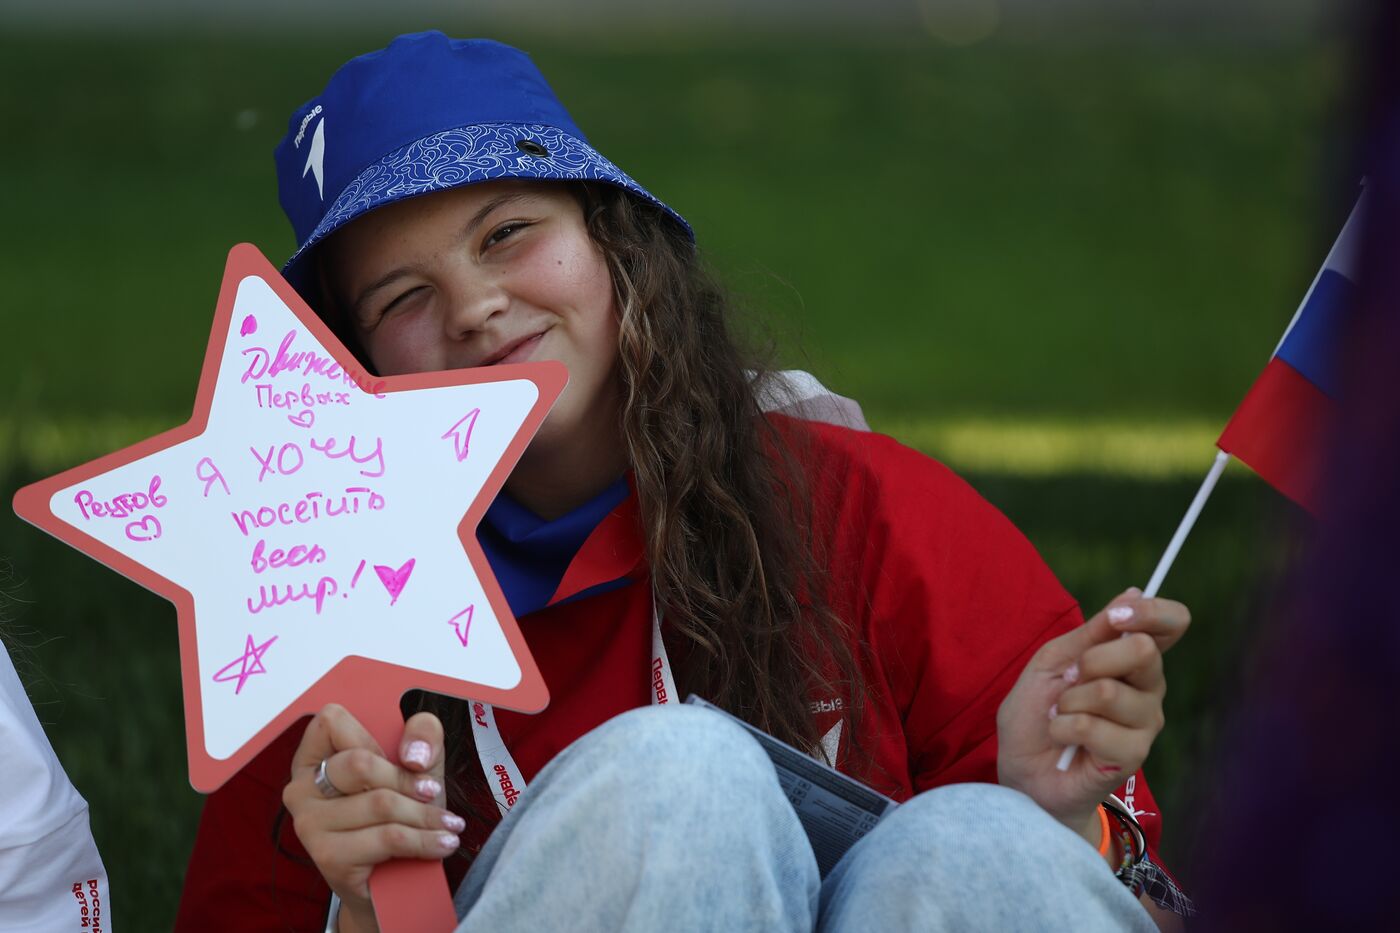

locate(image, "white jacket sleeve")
[[0, 645, 111, 932]]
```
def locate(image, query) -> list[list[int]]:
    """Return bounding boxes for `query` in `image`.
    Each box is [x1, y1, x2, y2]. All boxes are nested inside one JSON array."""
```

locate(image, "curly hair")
[[574, 182, 861, 746]]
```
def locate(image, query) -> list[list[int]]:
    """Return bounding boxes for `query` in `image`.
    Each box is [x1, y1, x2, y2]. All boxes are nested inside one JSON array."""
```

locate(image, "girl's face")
[[321, 179, 621, 463]]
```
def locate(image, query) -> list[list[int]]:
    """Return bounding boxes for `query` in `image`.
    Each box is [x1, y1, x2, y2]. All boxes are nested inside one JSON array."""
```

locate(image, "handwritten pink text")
[[241, 329, 385, 396], [250, 538, 327, 573], [252, 443, 306, 482], [255, 382, 352, 411], [74, 475, 166, 520], [246, 577, 339, 615], [310, 434, 385, 478], [230, 486, 385, 536], [250, 436, 386, 481], [196, 457, 230, 497]]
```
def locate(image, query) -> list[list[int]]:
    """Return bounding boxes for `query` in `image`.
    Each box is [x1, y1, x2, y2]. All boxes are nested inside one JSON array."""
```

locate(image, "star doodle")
[[212, 634, 278, 694]]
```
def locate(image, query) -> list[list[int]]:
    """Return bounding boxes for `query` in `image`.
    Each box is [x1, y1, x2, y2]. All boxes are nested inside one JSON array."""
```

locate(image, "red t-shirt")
[[175, 417, 1167, 930]]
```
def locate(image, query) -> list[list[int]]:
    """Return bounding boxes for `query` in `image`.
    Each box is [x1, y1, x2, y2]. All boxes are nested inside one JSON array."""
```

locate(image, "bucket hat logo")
[[302, 116, 327, 200]]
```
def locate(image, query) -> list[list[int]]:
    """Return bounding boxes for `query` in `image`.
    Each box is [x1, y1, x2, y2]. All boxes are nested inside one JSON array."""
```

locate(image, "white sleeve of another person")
[[0, 644, 112, 932]]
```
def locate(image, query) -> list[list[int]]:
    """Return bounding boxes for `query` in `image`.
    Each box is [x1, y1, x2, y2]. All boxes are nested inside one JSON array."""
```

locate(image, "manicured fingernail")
[[1048, 703, 1058, 720], [415, 778, 442, 800], [403, 740, 432, 768], [1108, 606, 1134, 626], [1063, 663, 1079, 684], [1125, 586, 1142, 597], [438, 833, 461, 852], [442, 812, 466, 832]]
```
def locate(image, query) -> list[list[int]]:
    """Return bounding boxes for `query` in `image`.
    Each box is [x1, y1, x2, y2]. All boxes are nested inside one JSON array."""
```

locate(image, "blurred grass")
[[1, 413, 1232, 478], [1, 27, 1337, 929], [0, 30, 1345, 423]]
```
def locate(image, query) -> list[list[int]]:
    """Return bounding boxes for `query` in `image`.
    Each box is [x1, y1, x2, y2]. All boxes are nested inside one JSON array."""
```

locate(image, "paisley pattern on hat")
[[284, 123, 690, 273]]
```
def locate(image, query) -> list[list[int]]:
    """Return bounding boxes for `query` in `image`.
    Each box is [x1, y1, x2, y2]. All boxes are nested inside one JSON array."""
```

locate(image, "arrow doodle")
[[448, 605, 474, 647], [441, 408, 481, 462]]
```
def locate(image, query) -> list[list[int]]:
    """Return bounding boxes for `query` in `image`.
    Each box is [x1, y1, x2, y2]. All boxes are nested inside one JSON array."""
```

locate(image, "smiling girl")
[[176, 32, 1193, 932]]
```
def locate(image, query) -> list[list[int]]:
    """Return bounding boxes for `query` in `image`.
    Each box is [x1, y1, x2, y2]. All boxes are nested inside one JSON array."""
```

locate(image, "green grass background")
[[1, 26, 1342, 929]]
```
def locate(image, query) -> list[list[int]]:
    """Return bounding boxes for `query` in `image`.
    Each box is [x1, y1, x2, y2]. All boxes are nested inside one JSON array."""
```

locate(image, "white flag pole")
[[1142, 449, 1232, 597], [1054, 449, 1231, 772]]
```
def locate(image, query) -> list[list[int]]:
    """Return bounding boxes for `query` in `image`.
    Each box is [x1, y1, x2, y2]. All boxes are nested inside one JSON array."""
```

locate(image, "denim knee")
[[819, 783, 1151, 932], [456, 704, 821, 932], [561, 704, 783, 807], [888, 782, 1080, 859], [827, 783, 1080, 882]]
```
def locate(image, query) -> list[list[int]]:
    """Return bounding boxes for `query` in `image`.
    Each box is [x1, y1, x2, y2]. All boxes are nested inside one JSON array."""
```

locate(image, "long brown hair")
[[577, 182, 860, 740], [376, 181, 866, 839]]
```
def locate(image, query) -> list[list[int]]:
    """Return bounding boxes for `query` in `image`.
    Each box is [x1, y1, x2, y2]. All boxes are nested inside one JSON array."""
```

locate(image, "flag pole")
[[1142, 449, 1232, 596], [1055, 448, 1231, 772]]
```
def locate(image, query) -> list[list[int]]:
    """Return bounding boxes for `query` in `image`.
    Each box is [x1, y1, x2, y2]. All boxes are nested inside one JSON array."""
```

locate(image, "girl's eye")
[[376, 286, 427, 321], [484, 222, 528, 249]]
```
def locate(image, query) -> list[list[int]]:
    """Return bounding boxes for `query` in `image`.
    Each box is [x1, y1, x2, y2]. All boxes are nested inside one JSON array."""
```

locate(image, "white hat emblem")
[[302, 118, 326, 201]]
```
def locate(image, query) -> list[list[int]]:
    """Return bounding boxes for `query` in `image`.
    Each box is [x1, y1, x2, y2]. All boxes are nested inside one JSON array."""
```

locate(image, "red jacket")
[[175, 417, 1167, 930]]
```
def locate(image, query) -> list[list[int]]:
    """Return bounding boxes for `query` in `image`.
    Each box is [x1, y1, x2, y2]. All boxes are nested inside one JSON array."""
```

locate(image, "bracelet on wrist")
[[1101, 794, 1147, 896], [1095, 805, 1112, 858]]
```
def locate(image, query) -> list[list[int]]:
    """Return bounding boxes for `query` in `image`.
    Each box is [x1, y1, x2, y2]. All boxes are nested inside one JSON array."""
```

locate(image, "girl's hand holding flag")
[[997, 589, 1191, 858]]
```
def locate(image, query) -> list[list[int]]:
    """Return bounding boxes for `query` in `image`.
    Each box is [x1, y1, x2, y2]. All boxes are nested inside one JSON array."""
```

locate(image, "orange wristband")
[[1096, 804, 1112, 857]]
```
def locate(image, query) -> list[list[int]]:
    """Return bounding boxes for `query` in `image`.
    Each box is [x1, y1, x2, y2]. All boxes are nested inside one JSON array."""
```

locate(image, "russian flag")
[[1217, 190, 1366, 513]]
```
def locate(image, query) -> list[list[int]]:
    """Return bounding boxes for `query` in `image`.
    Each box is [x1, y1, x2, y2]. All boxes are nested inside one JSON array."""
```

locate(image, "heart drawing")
[[287, 409, 315, 429], [124, 515, 163, 542], [374, 558, 416, 606]]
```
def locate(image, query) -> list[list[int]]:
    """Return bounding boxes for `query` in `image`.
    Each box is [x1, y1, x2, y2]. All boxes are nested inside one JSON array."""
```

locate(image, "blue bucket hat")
[[274, 31, 692, 301]]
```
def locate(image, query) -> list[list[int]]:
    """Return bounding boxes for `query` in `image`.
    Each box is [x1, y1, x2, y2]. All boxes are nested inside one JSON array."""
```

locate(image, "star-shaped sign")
[[13, 244, 564, 792]]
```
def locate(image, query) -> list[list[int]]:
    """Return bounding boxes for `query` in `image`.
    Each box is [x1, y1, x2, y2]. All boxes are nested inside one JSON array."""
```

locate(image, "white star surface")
[[16, 246, 561, 783]]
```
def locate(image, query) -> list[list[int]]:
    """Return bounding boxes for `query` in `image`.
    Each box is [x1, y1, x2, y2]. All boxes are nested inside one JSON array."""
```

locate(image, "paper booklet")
[[685, 696, 898, 877]]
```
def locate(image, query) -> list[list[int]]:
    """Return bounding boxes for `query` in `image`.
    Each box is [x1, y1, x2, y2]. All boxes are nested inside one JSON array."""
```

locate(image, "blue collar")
[[476, 476, 632, 618]]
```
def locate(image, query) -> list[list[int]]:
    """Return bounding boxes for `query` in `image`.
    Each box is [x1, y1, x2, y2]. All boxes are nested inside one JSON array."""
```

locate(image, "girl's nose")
[[442, 274, 508, 340]]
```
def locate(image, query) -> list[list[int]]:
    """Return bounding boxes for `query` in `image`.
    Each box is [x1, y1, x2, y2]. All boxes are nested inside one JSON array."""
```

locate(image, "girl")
[[177, 32, 1193, 931]]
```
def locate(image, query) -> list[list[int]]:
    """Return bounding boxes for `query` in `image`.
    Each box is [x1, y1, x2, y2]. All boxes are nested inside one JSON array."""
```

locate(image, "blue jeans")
[[452, 705, 1154, 932]]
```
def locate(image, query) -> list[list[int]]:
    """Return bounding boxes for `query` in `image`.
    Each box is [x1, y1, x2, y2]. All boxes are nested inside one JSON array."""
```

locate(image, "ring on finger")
[[314, 758, 343, 798]]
